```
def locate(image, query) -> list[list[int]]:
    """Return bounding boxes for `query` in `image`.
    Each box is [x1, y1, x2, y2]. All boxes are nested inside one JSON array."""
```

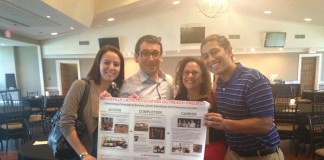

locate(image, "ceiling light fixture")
[[196, 0, 229, 18], [304, 18, 312, 22], [172, 1, 180, 5], [107, 18, 115, 22], [1, 44, 5, 46], [70, 27, 74, 30], [46, 15, 51, 18], [264, 10, 272, 14], [51, 32, 58, 35]]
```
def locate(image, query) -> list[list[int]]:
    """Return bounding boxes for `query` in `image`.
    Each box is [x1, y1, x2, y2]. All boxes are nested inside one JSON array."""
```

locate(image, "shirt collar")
[[217, 62, 243, 85], [138, 69, 166, 83]]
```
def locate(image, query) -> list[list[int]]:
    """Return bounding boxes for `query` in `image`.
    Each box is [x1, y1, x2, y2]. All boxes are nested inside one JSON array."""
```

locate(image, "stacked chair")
[[308, 115, 324, 160], [0, 106, 27, 153], [273, 85, 299, 156], [1, 92, 14, 106]]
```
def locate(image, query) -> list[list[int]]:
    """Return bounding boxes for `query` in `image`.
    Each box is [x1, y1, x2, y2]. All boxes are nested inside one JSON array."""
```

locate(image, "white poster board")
[[97, 98, 209, 160]]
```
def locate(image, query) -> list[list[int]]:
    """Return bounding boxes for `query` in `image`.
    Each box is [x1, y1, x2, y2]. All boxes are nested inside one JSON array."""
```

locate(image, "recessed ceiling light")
[[304, 18, 312, 22], [51, 32, 58, 35], [107, 18, 115, 22], [46, 15, 51, 18], [172, 1, 180, 5], [70, 27, 74, 30], [264, 11, 272, 14]]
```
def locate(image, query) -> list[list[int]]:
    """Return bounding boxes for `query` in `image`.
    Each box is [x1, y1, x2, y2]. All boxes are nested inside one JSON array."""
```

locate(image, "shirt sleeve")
[[59, 80, 87, 137], [246, 77, 274, 118]]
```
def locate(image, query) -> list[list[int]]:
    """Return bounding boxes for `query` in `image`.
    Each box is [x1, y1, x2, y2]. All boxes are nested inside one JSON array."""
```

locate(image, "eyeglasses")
[[182, 70, 201, 77], [138, 51, 161, 59]]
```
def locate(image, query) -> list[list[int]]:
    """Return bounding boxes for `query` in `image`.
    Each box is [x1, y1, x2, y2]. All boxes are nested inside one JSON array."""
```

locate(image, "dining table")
[[301, 90, 324, 102], [18, 137, 58, 160]]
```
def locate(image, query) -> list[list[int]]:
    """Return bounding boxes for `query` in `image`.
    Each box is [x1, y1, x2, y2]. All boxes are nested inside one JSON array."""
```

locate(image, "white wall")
[[0, 47, 17, 90], [15, 46, 42, 96], [40, 6, 324, 88], [41, 6, 324, 57]]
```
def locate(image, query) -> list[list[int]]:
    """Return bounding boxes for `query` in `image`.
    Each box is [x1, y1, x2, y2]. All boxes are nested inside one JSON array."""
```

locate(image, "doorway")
[[298, 54, 322, 92], [55, 60, 81, 95]]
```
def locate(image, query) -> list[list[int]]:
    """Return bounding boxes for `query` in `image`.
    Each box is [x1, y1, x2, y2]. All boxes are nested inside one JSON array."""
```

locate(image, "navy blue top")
[[216, 63, 280, 152]]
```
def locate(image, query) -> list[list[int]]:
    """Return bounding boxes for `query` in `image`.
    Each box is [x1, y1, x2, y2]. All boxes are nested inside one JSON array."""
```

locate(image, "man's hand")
[[204, 113, 226, 130]]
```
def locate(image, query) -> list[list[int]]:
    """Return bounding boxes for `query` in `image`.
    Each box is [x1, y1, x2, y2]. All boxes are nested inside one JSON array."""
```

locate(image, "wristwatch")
[[79, 152, 89, 159]]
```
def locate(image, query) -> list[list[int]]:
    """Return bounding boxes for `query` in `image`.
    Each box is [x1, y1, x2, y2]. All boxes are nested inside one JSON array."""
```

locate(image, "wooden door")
[[60, 63, 78, 95], [300, 57, 316, 92]]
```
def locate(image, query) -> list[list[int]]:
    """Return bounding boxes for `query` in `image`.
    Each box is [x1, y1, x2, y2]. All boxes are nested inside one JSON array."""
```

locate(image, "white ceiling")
[[1, 0, 324, 46]]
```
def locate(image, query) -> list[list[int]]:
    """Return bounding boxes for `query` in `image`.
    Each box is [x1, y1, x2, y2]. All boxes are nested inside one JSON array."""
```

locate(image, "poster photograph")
[[97, 98, 209, 160]]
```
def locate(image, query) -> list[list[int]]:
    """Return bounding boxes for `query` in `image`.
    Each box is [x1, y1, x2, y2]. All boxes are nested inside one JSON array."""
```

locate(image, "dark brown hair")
[[135, 35, 163, 55], [200, 34, 231, 51], [174, 57, 211, 98], [87, 45, 125, 88]]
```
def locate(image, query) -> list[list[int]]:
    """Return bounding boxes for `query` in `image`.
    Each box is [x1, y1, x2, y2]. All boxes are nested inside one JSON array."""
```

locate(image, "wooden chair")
[[42, 96, 62, 118], [312, 94, 324, 115], [48, 90, 59, 96], [308, 115, 324, 160], [0, 106, 27, 153], [22, 96, 43, 123], [26, 91, 38, 98], [23, 118, 51, 141], [274, 103, 299, 156], [26, 96, 43, 116], [274, 96, 292, 105], [273, 84, 297, 106], [1, 92, 14, 106]]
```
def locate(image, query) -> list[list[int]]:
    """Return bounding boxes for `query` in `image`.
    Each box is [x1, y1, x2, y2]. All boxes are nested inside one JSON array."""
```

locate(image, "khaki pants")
[[224, 147, 285, 160]]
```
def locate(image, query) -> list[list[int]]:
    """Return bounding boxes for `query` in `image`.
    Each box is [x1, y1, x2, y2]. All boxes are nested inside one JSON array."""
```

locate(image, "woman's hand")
[[128, 92, 140, 99], [83, 154, 96, 160], [99, 90, 112, 99]]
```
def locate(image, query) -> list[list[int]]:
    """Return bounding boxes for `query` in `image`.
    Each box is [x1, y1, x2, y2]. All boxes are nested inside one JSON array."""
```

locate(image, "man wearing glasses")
[[119, 35, 173, 100]]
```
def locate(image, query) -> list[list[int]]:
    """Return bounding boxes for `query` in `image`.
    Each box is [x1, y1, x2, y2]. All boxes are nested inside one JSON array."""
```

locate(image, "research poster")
[[97, 98, 209, 160]]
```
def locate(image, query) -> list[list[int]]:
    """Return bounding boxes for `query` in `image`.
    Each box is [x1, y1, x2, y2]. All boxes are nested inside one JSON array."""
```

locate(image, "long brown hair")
[[87, 45, 125, 88], [174, 57, 211, 98]]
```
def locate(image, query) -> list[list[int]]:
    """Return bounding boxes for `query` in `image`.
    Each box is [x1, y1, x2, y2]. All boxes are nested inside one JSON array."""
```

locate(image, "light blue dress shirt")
[[119, 69, 173, 100]]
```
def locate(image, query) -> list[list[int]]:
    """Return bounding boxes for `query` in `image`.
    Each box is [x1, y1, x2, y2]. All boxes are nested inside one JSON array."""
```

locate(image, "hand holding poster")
[[97, 98, 209, 160]]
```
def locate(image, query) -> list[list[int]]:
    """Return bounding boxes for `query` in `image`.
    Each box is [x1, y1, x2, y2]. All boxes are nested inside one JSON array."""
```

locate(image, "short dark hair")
[[135, 35, 163, 55], [87, 45, 125, 88], [200, 34, 231, 51], [174, 57, 211, 98]]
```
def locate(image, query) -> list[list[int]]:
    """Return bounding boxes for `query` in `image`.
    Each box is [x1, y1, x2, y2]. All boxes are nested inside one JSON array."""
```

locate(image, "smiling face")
[[100, 51, 121, 83], [182, 61, 202, 92], [135, 42, 162, 77], [201, 41, 234, 77]]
